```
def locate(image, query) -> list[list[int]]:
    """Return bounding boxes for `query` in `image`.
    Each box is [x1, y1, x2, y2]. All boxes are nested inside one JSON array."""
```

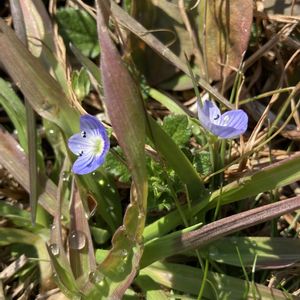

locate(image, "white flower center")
[[91, 137, 104, 155]]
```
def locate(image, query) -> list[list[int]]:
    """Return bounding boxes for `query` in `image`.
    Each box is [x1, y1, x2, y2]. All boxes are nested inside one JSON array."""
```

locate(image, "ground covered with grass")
[[0, 0, 300, 299]]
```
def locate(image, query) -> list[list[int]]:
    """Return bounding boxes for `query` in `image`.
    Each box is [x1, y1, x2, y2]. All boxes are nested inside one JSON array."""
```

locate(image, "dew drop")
[[121, 249, 128, 257], [119, 225, 126, 231], [49, 129, 55, 135], [89, 271, 104, 284], [62, 171, 70, 182], [51, 224, 56, 231], [99, 179, 105, 185], [98, 279, 105, 287], [117, 264, 125, 273], [49, 243, 60, 256], [16, 144, 25, 152], [138, 213, 145, 220], [69, 231, 86, 250], [106, 206, 114, 212], [92, 172, 96, 176]]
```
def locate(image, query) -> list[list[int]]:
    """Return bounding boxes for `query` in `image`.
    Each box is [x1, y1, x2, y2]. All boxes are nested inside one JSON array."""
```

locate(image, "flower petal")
[[197, 100, 222, 132], [209, 124, 245, 139], [209, 110, 248, 139], [68, 133, 95, 155], [197, 102, 212, 131], [80, 114, 107, 137], [219, 110, 248, 132], [72, 153, 98, 175]]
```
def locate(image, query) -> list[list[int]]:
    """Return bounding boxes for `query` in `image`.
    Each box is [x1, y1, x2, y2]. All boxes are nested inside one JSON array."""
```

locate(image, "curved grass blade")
[[68, 181, 96, 291], [140, 262, 299, 300], [141, 195, 300, 267], [0, 127, 68, 217], [48, 164, 81, 299], [70, 41, 205, 204], [0, 78, 27, 149], [147, 116, 205, 201], [0, 18, 78, 136], [0, 228, 51, 291], [10, 0, 40, 224], [87, 1, 148, 297], [110, 2, 233, 109], [202, 236, 300, 269], [144, 153, 300, 241]]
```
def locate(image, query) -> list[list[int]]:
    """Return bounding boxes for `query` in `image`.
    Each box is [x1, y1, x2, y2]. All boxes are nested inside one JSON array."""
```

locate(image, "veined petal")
[[72, 153, 97, 175], [80, 114, 108, 138], [202, 100, 222, 125], [219, 110, 248, 132], [197, 101, 215, 131], [68, 114, 110, 174], [68, 133, 95, 156], [210, 124, 246, 139]]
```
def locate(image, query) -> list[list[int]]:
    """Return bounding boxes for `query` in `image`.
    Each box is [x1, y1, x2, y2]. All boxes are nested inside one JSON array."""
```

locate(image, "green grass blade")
[[110, 2, 233, 109], [202, 237, 300, 269], [0, 18, 78, 136], [140, 262, 298, 300], [141, 195, 300, 267], [87, 2, 149, 297], [147, 116, 205, 201], [144, 153, 300, 241], [0, 128, 68, 217], [0, 78, 27, 149]]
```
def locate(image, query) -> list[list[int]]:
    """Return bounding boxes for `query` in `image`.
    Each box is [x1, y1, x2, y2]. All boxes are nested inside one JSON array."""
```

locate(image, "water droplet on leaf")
[[49, 243, 60, 256], [138, 213, 145, 220], [89, 271, 104, 284], [69, 231, 86, 250], [106, 206, 114, 212], [62, 171, 70, 182]]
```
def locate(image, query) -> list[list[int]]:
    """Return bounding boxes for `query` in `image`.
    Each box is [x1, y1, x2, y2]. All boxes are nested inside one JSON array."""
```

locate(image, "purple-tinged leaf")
[[11, 0, 73, 96], [110, 1, 233, 109], [48, 165, 81, 299], [141, 195, 300, 267], [144, 153, 300, 241], [68, 182, 96, 291], [12, 0, 54, 57], [88, 1, 148, 297], [0, 127, 67, 217], [198, 0, 253, 80], [0, 19, 78, 136]]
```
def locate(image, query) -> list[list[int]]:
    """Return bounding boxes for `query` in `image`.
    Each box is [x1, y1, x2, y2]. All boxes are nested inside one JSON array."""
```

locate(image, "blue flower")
[[197, 100, 248, 139], [68, 115, 110, 175]]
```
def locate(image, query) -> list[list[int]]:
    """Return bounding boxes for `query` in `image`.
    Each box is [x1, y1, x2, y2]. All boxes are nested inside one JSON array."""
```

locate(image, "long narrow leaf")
[[144, 153, 300, 241], [141, 195, 300, 267], [87, 1, 148, 297], [110, 2, 233, 109], [0, 128, 68, 217], [140, 262, 299, 300]]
